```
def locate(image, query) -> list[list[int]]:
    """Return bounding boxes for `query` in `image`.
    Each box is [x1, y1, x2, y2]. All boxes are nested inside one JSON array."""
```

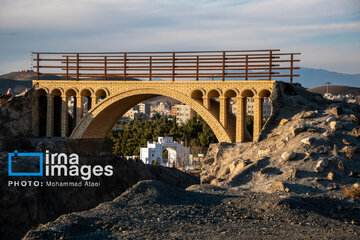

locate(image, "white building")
[[140, 137, 190, 168], [175, 104, 192, 124]]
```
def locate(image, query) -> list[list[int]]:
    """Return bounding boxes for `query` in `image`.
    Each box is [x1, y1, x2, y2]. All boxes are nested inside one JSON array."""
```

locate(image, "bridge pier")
[[253, 97, 262, 140], [76, 96, 82, 126], [236, 96, 245, 143], [46, 94, 54, 137], [219, 96, 227, 129], [61, 95, 68, 137], [91, 96, 96, 109]]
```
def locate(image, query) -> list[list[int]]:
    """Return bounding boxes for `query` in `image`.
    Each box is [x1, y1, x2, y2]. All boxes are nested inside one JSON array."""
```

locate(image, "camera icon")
[[8, 150, 43, 176]]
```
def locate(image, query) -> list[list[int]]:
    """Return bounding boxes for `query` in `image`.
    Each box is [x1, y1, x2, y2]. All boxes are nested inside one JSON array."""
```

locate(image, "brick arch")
[[36, 87, 49, 95], [95, 88, 110, 97], [80, 87, 94, 96], [70, 88, 232, 142], [50, 87, 64, 96], [258, 89, 271, 98], [65, 88, 79, 96]]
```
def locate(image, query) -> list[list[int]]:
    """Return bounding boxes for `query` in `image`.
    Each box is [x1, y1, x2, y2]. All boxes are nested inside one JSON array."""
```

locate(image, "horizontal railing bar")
[[32, 49, 281, 54], [39, 72, 294, 77]]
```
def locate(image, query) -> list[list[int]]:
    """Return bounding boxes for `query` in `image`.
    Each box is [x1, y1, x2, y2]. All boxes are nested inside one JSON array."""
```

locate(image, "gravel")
[[23, 180, 360, 240]]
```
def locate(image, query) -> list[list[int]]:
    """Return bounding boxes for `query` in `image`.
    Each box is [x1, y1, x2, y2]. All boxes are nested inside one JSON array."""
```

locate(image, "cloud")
[[0, 0, 359, 74]]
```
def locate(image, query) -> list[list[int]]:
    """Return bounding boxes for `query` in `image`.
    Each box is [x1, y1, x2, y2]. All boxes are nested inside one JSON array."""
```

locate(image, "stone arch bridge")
[[32, 50, 300, 143]]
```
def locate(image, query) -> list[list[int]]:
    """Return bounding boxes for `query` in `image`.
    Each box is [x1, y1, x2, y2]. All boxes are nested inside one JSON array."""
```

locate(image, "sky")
[[0, 0, 359, 74]]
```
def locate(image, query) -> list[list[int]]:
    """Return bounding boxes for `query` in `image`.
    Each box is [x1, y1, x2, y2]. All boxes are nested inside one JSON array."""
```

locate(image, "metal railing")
[[32, 50, 300, 83]]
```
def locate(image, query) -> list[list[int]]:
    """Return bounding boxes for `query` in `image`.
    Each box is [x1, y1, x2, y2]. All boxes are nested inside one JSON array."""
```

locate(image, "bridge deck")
[[32, 50, 300, 83]]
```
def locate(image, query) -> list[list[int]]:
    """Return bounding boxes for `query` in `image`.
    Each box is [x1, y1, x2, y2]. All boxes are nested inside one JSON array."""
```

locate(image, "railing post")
[[268, 50, 273, 81], [290, 54, 294, 84], [196, 56, 199, 81], [123, 53, 127, 81], [104, 56, 107, 81], [76, 53, 79, 81], [36, 53, 40, 81], [66, 56, 69, 81], [245, 55, 248, 80], [149, 56, 152, 81], [222, 51, 225, 81], [172, 52, 175, 81]]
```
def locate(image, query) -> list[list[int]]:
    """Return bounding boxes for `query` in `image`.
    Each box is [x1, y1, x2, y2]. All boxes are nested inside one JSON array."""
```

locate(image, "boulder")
[[327, 172, 335, 181], [350, 114, 359, 123], [258, 149, 271, 157], [314, 159, 329, 173], [270, 181, 286, 191], [338, 161, 345, 171], [281, 152, 297, 162], [301, 111, 317, 119], [342, 138, 352, 146], [330, 121, 342, 131], [326, 117, 335, 123], [290, 124, 305, 136], [289, 168, 298, 180], [328, 106, 343, 116], [323, 130, 335, 138], [342, 146, 358, 160], [279, 119, 289, 126], [301, 137, 312, 145], [352, 126, 360, 138]]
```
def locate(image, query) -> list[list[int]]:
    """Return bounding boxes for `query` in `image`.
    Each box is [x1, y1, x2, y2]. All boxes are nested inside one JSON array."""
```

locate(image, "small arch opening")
[[66, 89, 78, 136], [207, 89, 220, 120], [36, 89, 47, 136], [51, 89, 62, 137], [241, 89, 255, 141], [95, 89, 107, 103], [259, 89, 272, 127], [81, 89, 92, 115]]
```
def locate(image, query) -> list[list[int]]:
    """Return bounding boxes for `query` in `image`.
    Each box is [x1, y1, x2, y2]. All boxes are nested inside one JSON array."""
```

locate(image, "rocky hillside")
[[0, 88, 33, 143], [201, 82, 360, 197]]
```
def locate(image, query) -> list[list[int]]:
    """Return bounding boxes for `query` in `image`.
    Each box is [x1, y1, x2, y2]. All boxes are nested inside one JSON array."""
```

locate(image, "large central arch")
[[70, 88, 232, 142]]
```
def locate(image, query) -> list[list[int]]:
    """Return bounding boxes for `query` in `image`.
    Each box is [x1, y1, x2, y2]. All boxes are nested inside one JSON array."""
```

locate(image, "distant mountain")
[[0, 71, 140, 94], [308, 85, 360, 96], [0, 78, 32, 95], [295, 67, 360, 88]]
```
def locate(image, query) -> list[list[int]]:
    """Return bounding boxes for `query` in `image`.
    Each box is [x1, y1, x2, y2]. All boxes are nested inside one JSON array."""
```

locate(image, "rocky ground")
[[24, 180, 360, 240], [201, 82, 360, 198], [0, 150, 198, 240]]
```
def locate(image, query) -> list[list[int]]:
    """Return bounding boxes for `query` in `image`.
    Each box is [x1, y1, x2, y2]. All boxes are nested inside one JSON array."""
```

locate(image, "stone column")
[[203, 96, 210, 109], [219, 96, 227, 128], [32, 94, 39, 136], [76, 95, 82, 125], [190, 109, 196, 119], [61, 95, 68, 137], [236, 96, 245, 143], [91, 96, 96, 109], [253, 97, 262, 141], [46, 94, 54, 137]]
